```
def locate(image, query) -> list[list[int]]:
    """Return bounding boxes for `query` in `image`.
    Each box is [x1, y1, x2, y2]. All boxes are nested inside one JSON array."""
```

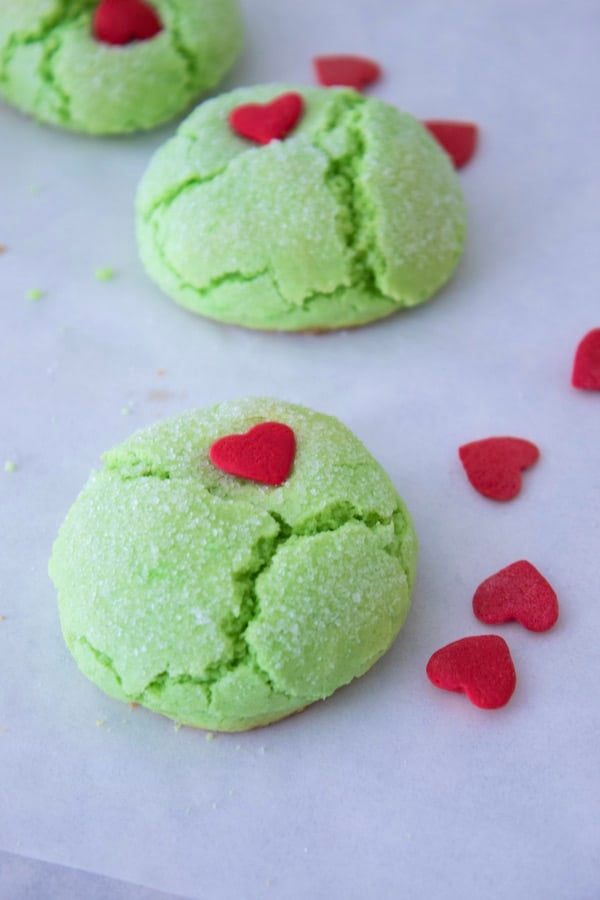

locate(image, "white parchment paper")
[[1, 1, 599, 897]]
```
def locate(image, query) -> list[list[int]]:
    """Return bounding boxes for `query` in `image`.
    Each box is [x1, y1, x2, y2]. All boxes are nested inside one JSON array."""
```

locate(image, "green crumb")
[[26, 288, 43, 301], [121, 407, 132, 417], [96, 719, 105, 727], [95, 266, 115, 282], [4, 461, 17, 473], [205, 732, 215, 741]]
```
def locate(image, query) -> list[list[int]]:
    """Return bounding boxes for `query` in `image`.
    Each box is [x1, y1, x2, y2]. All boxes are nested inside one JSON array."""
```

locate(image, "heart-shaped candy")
[[423, 120, 478, 169], [229, 93, 304, 145], [426, 635, 516, 709], [93, 0, 163, 46], [458, 436, 539, 501], [473, 560, 559, 632], [313, 55, 381, 90], [572, 328, 600, 390], [209, 422, 296, 486]]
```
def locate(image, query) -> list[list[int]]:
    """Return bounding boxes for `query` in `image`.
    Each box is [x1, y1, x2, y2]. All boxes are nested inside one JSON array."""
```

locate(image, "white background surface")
[[1, 1, 599, 898]]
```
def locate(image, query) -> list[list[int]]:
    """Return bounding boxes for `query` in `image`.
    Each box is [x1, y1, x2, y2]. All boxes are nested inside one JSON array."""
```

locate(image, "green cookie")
[[49, 398, 417, 731], [0, 0, 242, 134], [137, 84, 466, 331]]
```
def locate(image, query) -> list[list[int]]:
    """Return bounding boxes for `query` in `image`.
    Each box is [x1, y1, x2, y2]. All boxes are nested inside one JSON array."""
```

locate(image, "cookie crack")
[[146, 210, 296, 314], [309, 94, 389, 307], [159, 0, 199, 91], [204, 518, 293, 701], [141, 168, 229, 223], [0, 1, 91, 123], [175, 502, 408, 703], [103, 454, 172, 481]]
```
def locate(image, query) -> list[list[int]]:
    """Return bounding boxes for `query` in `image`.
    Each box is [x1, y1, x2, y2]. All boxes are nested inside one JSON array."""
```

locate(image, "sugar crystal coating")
[[49, 398, 417, 731]]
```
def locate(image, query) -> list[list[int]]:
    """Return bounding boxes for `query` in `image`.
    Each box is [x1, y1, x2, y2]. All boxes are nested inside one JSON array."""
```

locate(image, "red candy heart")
[[209, 422, 296, 486], [229, 93, 304, 145], [93, 0, 162, 46], [458, 436, 539, 501], [473, 560, 559, 632], [423, 120, 478, 169], [313, 55, 381, 90], [571, 328, 600, 390], [426, 635, 516, 709]]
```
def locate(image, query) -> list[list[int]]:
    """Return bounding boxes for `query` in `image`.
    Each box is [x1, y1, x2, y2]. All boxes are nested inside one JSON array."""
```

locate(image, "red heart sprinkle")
[[93, 0, 162, 46], [458, 437, 539, 501], [473, 560, 559, 632], [426, 635, 516, 709], [229, 93, 304, 145], [209, 422, 296, 486], [313, 55, 381, 90], [423, 120, 478, 169], [572, 328, 600, 390]]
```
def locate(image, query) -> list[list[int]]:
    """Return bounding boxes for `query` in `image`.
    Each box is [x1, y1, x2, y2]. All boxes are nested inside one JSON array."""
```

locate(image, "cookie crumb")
[[26, 288, 44, 301], [0, 615, 7, 621], [148, 390, 172, 402], [0, 244, 7, 254], [4, 461, 17, 473], [95, 266, 115, 282], [156, 368, 166, 376]]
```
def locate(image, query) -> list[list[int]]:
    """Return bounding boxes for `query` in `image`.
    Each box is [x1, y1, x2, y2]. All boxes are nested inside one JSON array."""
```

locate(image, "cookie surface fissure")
[[311, 95, 383, 301], [159, 0, 198, 90], [0, 1, 92, 123]]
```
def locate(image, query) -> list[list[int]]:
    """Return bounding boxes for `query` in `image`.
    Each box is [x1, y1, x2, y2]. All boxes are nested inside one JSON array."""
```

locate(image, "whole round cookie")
[[49, 398, 417, 731], [137, 84, 466, 331], [0, 0, 242, 134]]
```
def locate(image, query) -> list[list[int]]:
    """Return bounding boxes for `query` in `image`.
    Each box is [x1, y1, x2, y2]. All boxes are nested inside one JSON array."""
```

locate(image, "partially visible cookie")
[[49, 398, 417, 731], [0, 0, 242, 134], [136, 84, 466, 331]]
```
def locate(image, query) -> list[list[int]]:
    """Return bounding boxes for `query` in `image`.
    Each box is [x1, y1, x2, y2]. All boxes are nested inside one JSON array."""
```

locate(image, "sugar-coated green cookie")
[[49, 398, 417, 731], [0, 0, 242, 134], [137, 84, 466, 331]]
